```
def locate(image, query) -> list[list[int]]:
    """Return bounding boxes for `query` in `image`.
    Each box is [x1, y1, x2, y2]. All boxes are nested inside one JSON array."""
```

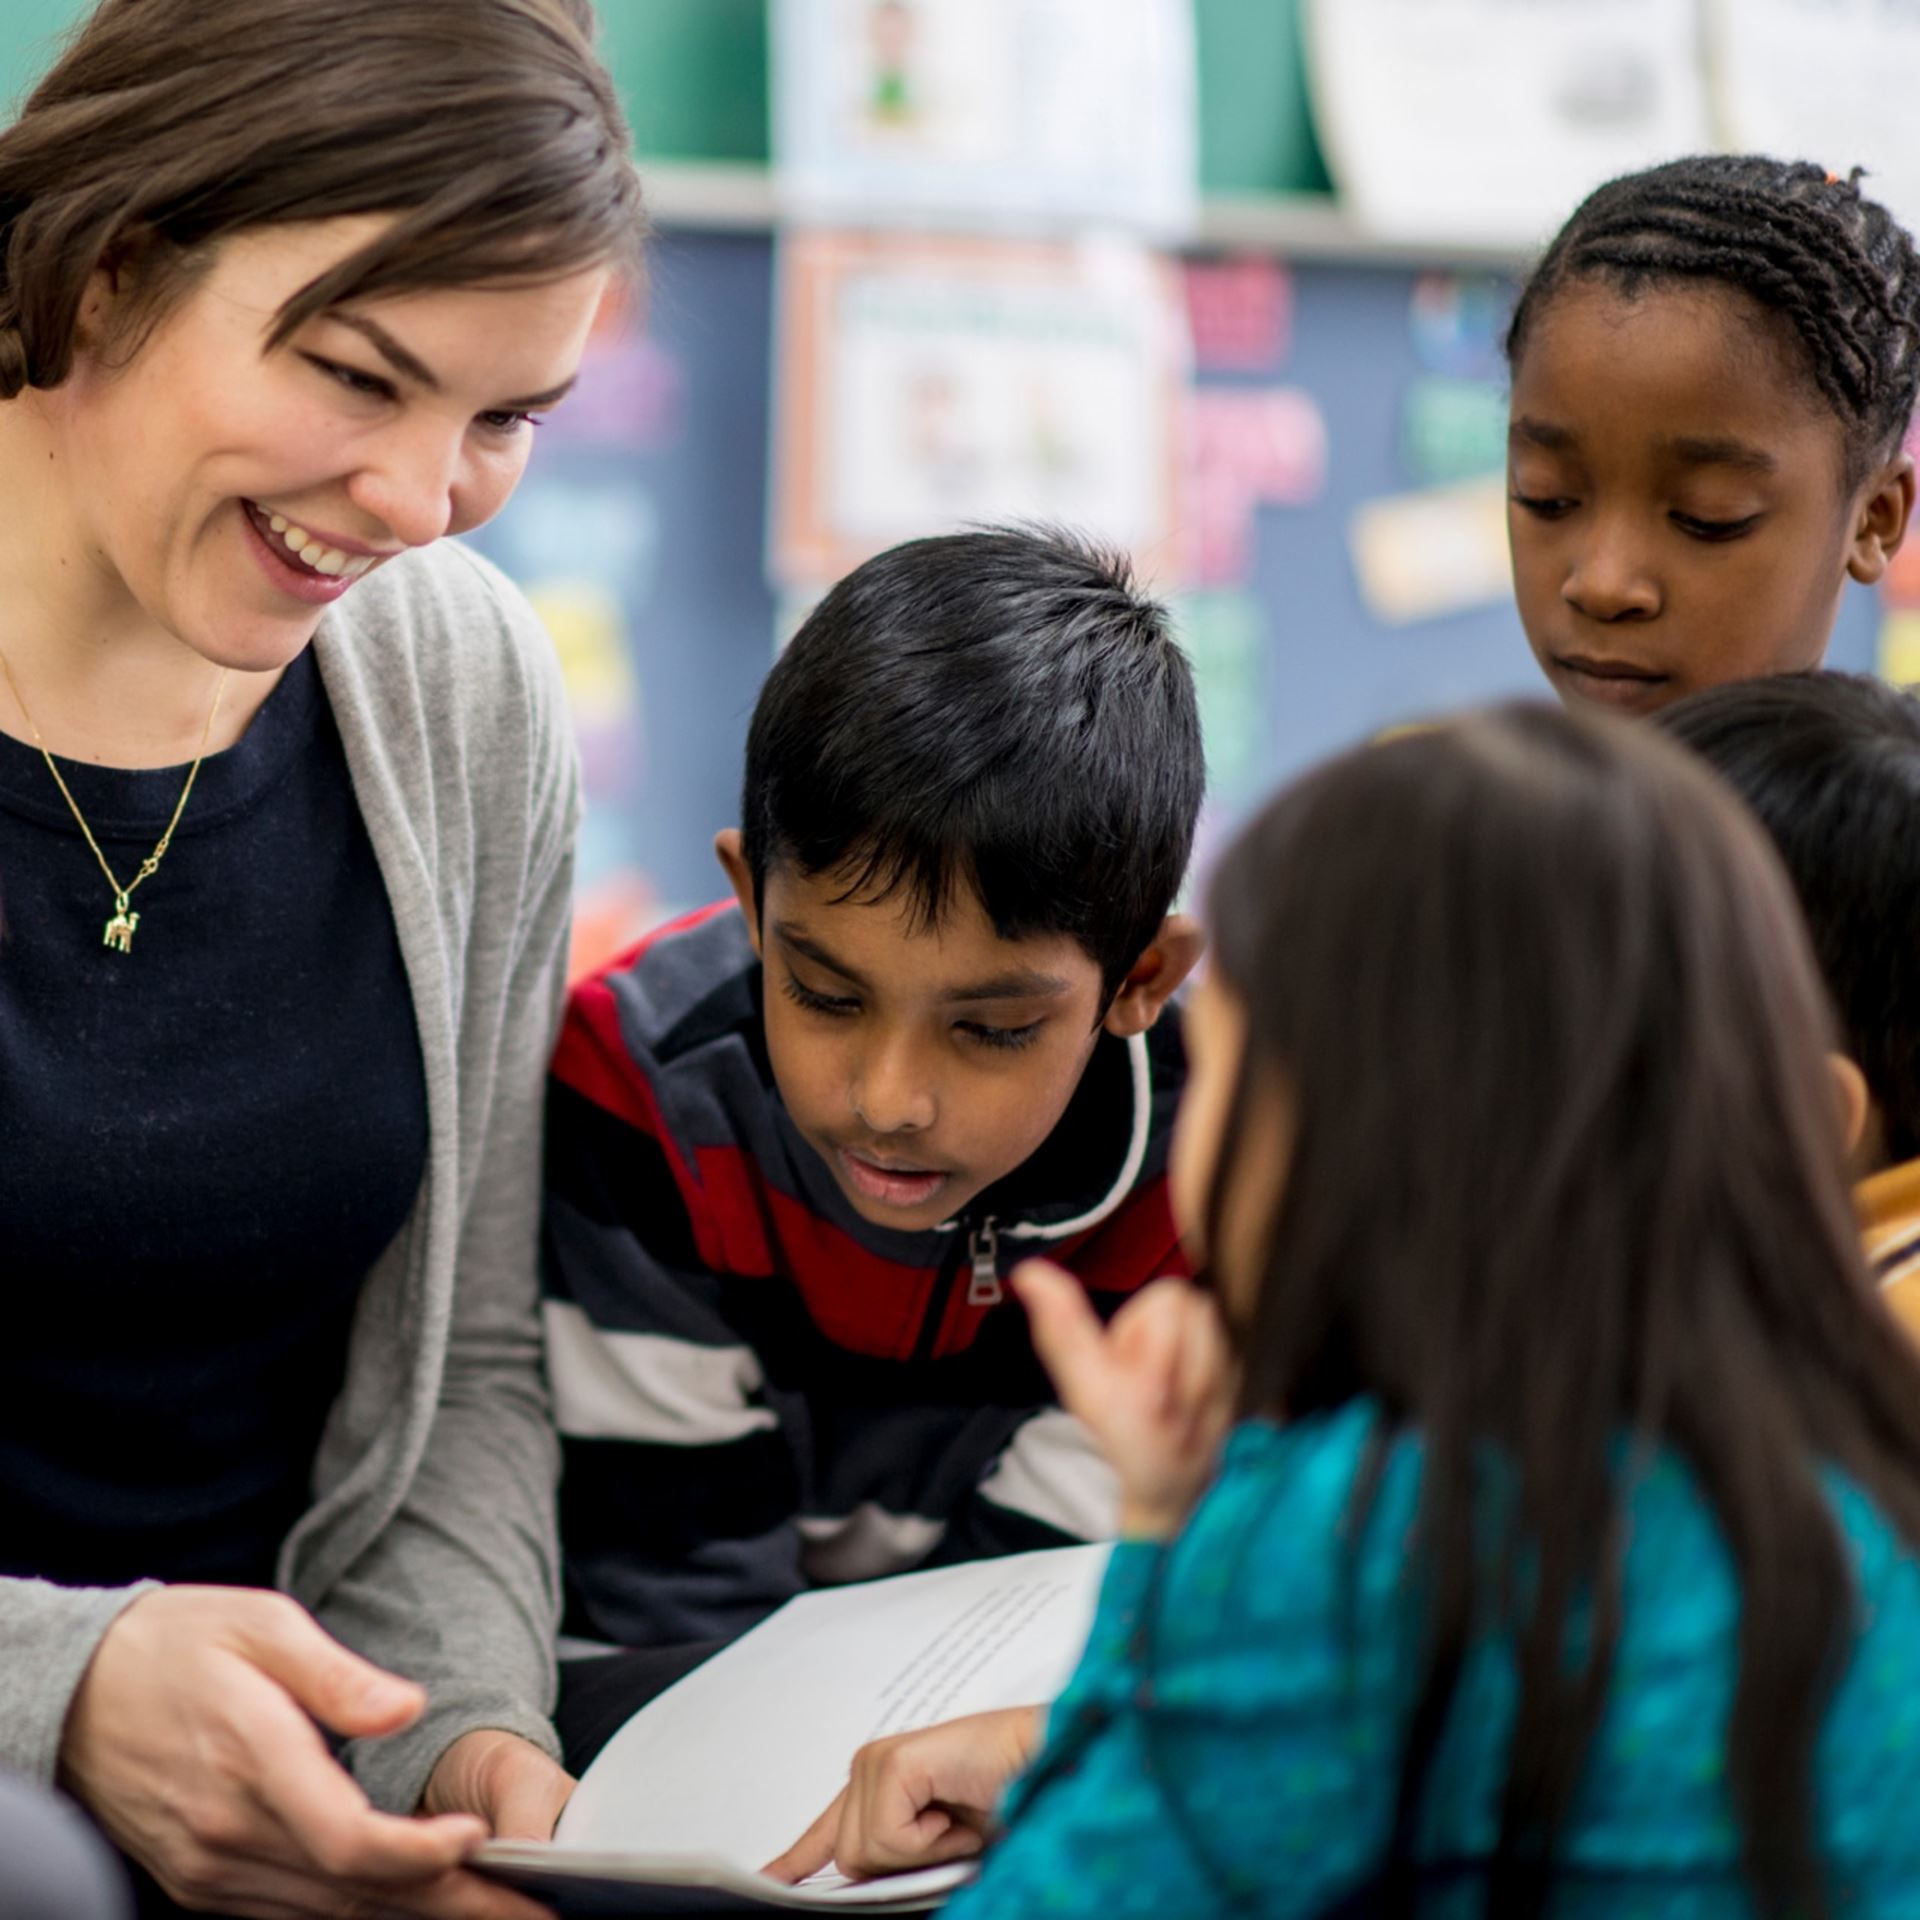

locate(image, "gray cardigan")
[[0, 540, 580, 1814]]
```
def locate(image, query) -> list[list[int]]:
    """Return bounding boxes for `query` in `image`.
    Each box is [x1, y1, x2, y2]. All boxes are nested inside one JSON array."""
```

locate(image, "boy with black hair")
[[1658, 672, 1920, 1310], [543, 527, 1205, 1674]]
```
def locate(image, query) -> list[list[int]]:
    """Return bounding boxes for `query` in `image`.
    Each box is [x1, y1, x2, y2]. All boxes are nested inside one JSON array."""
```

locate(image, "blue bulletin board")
[[471, 230, 1884, 918], [2, 5, 1886, 936]]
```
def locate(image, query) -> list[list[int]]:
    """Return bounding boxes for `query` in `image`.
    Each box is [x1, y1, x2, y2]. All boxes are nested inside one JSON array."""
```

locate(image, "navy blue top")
[[0, 650, 427, 1589]]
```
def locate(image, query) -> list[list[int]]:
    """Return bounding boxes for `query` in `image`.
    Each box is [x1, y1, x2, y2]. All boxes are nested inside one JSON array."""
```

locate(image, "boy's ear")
[[1847, 450, 1915, 586], [1831, 1051, 1873, 1158], [1831, 1050, 1891, 1179], [713, 829, 763, 958], [1102, 914, 1205, 1039]]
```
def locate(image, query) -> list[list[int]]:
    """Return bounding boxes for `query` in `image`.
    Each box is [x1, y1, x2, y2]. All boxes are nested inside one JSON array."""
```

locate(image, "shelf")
[[637, 161, 1533, 271]]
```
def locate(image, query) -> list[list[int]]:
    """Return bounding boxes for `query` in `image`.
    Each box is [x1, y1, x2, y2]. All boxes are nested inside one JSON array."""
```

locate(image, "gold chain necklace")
[[0, 647, 229, 955]]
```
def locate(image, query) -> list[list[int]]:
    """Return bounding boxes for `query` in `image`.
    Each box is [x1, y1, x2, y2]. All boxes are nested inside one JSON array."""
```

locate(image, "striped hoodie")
[[1866, 1157, 1920, 1341], [542, 901, 1187, 1648]]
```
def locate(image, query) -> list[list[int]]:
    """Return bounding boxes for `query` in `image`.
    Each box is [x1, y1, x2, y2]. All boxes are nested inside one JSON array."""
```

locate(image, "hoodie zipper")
[[911, 1214, 1000, 1363], [965, 1218, 1002, 1307]]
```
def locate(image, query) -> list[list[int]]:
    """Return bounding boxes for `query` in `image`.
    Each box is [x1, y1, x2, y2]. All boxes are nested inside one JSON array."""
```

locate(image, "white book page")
[[552, 1544, 1111, 1876]]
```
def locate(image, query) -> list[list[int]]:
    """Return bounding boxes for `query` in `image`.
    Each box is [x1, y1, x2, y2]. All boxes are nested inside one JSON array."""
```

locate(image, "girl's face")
[[1507, 280, 1913, 715], [41, 218, 610, 671], [1169, 971, 1290, 1320]]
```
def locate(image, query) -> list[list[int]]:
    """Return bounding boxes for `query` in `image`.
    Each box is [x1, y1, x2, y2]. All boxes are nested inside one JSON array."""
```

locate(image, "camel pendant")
[[103, 897, 139, 954]]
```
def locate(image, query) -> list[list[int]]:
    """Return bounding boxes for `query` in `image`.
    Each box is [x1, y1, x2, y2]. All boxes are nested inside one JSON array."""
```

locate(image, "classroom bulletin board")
[[0, 1, 1888, 944]]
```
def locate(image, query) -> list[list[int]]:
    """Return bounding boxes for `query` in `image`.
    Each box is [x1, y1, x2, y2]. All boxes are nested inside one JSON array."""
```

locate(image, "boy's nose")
[[851, 1040, 936, 1136]]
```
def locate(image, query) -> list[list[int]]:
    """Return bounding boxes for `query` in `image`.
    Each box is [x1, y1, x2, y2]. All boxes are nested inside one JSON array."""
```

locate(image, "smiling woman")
[[0, 4, 642, 1917]]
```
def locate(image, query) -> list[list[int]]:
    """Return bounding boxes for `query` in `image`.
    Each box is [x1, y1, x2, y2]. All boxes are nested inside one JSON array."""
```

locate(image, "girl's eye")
[[958, 1020, 1043, 1054], [1510, 493, 1576, 520], [782, 975, 859, 1019], [304, 353, 395, 401], [1672, 511, 1762, 542]]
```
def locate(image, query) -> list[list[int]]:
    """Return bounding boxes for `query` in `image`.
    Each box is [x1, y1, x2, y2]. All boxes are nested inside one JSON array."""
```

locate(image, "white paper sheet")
[[488, 1544, 1110, 1907]]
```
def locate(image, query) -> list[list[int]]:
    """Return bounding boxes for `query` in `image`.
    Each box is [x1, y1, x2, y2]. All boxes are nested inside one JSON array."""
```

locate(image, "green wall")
[[2, 0, 1330, 193]]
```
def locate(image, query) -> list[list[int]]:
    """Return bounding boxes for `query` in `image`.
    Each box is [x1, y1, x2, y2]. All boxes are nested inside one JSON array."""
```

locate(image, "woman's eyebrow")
[[328, 311, 578, 411], [332, 312, 440, 389]]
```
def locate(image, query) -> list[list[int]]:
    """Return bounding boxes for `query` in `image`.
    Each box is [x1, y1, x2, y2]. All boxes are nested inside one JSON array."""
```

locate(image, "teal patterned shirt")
[[943, 1400, 1920, 1918]]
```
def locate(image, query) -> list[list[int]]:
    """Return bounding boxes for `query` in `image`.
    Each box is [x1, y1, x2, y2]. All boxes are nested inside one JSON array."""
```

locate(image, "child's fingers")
[[1172, 1292, 1232, 1450], [762, 1787, 847, 1884], [1115, 1281, 1201, 1416], [1013, 1261, 1112, 1415]]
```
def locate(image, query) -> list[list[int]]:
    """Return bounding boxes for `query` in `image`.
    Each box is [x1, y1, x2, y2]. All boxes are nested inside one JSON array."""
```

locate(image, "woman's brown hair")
[[0, 0, 646, 398], [1202, 703, 1920, 1916]]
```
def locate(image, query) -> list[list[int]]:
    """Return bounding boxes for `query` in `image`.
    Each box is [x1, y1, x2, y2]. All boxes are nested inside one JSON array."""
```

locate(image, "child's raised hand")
[[1014, 1260, 1234, 1541]]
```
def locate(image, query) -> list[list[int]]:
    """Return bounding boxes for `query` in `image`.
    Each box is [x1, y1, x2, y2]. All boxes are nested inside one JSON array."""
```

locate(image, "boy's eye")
[[1510, 492, 1576, 520], [1671, 511, 1762, 543], [782, 974, 859, 1019], [957, 1019, 1043, 1054]]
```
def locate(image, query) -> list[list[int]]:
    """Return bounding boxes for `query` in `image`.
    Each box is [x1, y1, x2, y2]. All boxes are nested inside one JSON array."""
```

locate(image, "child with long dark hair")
[[775, 703, 1920, 1915], [1505, 155, 1920, 714]]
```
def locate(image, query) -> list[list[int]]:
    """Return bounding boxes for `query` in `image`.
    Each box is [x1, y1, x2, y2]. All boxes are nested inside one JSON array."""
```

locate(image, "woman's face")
[[1507, 279, 1911, 715], [45, 218, 610, 671]]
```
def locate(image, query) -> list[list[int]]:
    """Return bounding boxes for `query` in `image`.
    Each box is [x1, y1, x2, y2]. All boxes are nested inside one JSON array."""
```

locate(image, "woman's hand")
[[1015, 1261, 1234, 1541], [762, 1706, 1044, 1885], [59, 1585, 555, 1918]]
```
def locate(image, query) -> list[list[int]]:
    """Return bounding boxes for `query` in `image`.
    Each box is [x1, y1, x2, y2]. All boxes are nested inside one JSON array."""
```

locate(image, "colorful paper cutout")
[[1879, 609, 1920, 689], [1401, 375, 1508, 486], [1174, 588, 1270, 808], [1348, 475, 1512, 626], [1183, 386, 1328, 586], [1183, 257, 1292, 373]]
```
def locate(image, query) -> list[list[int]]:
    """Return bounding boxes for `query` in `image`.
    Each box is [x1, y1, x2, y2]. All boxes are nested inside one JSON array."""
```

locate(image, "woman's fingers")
[[59, 1586, 527, 1920], [232, 1593, 426, 1741]]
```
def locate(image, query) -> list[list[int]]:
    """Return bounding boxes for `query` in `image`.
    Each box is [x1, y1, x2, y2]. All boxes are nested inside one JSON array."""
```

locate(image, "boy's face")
[[1507, 280, 1913, 715], [718, 834, 1193, 1232]]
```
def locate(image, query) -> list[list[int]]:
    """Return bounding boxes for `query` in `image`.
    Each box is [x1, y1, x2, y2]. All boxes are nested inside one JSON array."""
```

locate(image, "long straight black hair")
[[1202, 703, 1920, 1917]]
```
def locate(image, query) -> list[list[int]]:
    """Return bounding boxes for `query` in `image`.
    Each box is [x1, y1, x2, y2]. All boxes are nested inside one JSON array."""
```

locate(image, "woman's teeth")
[[266, 511, 373, 579]]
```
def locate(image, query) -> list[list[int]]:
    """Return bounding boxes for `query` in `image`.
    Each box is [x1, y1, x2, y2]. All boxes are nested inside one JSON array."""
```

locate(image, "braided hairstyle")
[[1507, 155, 1920, 486]]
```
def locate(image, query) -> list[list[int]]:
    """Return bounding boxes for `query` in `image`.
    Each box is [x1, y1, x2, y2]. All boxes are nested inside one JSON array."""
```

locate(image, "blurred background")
[[6, 0, 1916, 971]]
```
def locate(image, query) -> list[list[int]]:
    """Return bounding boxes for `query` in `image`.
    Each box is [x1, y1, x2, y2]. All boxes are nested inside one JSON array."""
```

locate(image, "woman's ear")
[[713, 828, 763, 958], [1847, 450, 1916, 586], [1103, 915, 1205, 1038]]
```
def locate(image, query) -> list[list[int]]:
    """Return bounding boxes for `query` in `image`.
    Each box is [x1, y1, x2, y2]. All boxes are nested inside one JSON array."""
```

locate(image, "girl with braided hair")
[[1506, 154, 1920, 714]]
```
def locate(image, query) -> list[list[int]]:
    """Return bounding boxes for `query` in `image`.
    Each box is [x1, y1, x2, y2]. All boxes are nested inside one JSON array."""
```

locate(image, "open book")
[[475, 1543, 1110, 1915]]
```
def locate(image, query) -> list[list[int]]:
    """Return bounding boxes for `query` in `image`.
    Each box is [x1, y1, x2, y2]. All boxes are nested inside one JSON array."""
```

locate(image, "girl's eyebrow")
[[1510, 415, 1575, 451], [1664, 434, 1778, 474]]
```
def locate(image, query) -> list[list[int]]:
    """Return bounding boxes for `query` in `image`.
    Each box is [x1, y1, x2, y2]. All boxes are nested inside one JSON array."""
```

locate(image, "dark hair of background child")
[[0, 0, 647, 400], [1659, 671, 1920, 1166], [740, 526, 1204, 1003], [1506, 155, 1920, 486], [1197, 704, 1920, 1917]]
